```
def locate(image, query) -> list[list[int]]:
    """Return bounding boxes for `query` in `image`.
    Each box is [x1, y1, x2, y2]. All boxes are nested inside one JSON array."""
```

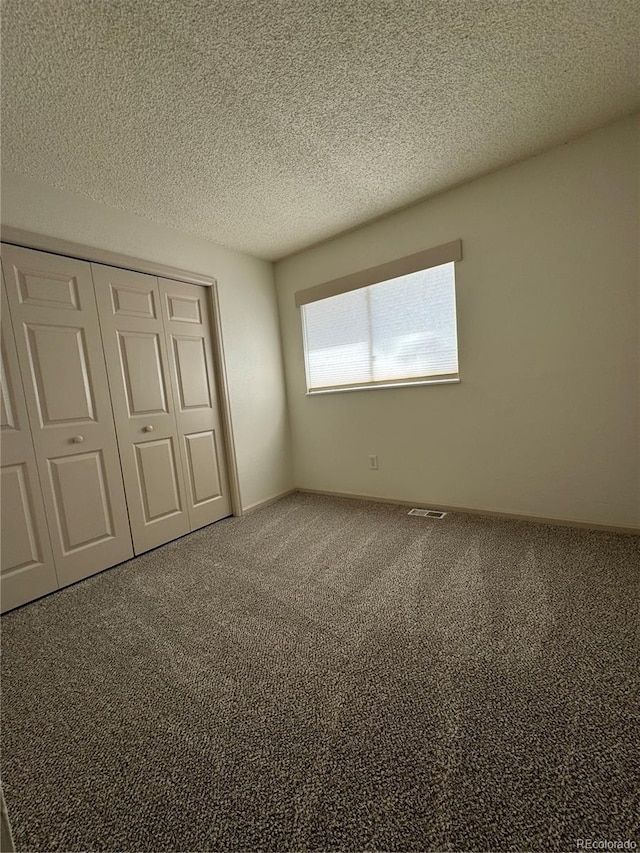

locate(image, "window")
[[296, 240, 461, 394]]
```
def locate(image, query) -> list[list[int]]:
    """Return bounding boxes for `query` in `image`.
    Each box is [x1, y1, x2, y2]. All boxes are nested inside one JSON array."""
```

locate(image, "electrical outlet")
[[368, 455, 378, 470]]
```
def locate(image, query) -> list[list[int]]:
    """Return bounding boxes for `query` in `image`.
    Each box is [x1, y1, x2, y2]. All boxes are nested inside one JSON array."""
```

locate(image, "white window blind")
[[301, 261, 459, 393]]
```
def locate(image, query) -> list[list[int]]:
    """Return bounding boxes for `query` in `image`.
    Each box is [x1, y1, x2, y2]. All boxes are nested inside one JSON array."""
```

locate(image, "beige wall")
[[0, 170, 293, 511], [275, 115, 640, 528]]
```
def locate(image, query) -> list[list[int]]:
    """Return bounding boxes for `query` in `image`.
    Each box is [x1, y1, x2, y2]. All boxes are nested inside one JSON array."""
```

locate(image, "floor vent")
[[408, 508, 447, 519]]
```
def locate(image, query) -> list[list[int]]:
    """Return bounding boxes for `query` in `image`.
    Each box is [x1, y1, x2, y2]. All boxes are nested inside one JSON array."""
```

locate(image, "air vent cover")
[[408, 508, 447, 519]]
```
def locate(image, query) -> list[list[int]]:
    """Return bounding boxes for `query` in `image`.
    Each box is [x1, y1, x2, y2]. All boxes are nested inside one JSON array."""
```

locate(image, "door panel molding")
[[171, 335, 212, 411], [1, 463, 43, 574], [185, 430, 222, 507], [110, 283, 157, 319], [134, 438, 183, 524], [117, 331, 169, 417], [16, 268, 81, 311], [1, 338, 18, 432], [48, 450, 115, 553], [167, 294, 201, 324], [24, 324, 96, 427]]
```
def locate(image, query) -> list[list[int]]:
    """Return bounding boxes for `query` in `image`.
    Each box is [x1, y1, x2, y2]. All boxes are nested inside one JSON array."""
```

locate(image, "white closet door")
[[1, 266, 58, 611], [159, 279, 231, 530], [92, 264, 191, 554], [1, 245, 133, 587]]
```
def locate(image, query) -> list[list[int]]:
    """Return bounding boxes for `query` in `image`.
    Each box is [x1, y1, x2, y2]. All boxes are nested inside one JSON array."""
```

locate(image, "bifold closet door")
[[92, 264, 191, 554], [159, 279, 231, 529], [1, 267, 58, 612], [1, 245, 133, 588]]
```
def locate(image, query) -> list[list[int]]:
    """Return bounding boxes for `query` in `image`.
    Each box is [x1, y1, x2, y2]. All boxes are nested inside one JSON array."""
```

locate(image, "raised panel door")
[[159, 279, 231, 531], [1, 245, 133, 587], [1, 267, 59, 611], [92, 264, 190, 554]]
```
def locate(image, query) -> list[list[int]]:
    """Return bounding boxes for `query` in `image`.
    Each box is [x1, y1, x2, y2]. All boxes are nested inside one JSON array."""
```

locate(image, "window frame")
[[295, 240, 462, 396]]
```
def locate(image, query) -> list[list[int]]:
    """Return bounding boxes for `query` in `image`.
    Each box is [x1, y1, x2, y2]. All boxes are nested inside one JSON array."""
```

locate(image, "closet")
[[0, 243, 231, 612]]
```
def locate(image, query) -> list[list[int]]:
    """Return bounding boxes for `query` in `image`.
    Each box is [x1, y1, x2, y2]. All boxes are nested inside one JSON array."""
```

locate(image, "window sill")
[[306, 377, 461, 395]]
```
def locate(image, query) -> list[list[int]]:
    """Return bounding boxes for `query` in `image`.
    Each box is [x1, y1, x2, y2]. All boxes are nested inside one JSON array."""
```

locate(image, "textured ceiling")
[[2, 0, 639, 260]]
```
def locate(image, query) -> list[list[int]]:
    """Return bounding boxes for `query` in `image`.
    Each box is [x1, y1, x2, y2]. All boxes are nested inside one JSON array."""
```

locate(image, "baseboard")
[[296, 488, 640, 535], [242, 489, 297, 515]]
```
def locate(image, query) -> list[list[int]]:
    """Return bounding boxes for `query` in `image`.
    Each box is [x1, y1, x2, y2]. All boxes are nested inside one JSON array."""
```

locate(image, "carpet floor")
[[1, 493, 639, 852]]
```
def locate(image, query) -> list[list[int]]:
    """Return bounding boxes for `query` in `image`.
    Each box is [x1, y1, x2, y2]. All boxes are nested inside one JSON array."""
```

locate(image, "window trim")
[[294, 239, 462, 308], [305, 375, 461, 396], [298, 239, 462, 394]]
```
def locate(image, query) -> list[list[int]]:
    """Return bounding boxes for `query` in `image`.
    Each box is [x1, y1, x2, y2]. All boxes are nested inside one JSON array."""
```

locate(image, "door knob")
[[143, 425, 154, 432], [72, 435, 84, 443]]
